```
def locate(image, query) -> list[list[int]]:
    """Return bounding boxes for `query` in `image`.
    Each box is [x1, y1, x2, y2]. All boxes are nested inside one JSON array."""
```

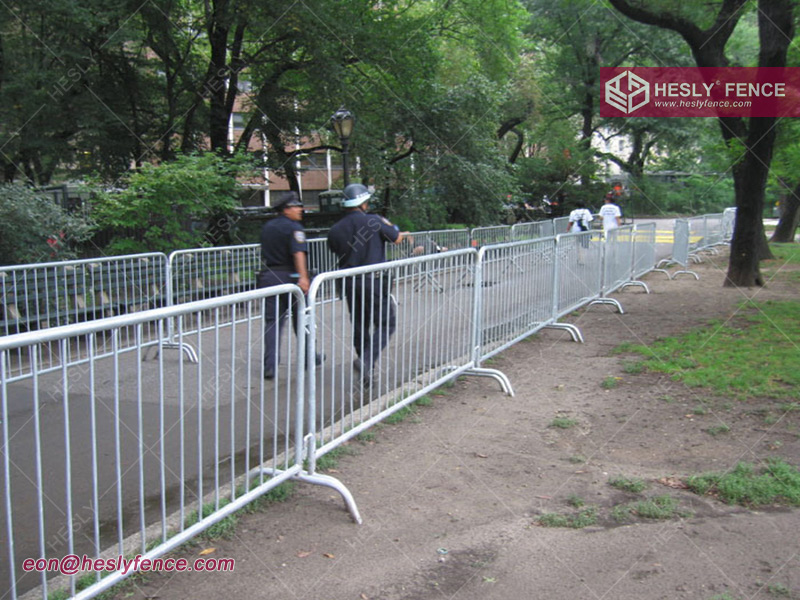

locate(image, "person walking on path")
[[599, 192, 622, 234], [566, 202, 593, 234], [327, 183, 409, 384], [257, 191, 321, 380]]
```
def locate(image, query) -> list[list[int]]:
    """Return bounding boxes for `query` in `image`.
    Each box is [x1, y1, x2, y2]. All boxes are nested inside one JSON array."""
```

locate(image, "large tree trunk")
[[771, 185, 800, 242], [608, 0, 793, 288]]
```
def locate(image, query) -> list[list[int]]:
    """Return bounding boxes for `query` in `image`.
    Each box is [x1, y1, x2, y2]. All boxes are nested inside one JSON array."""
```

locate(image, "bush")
[[0, 184, 93, 266], [92, 153, 250, 255]]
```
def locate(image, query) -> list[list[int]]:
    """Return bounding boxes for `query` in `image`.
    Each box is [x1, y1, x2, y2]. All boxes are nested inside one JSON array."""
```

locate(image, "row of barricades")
[[0, 212, 735, 379], [0, 216, 736, 600]]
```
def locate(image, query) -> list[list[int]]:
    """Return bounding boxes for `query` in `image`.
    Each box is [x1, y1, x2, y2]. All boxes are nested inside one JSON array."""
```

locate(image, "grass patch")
[[622, 360, 645, 374], [538, 507, 597, 528], [384, 404, 417, 424], [355, 431, 377, 443], [567, 455, 587, 464], [601, 376, 620, 389], [566, 494, 585, 508], [611, 495, 690, 521], [608, 477, 648, 493], [415, 395, 433, 407], [686, 459, 800, 506], [705, 424, 731, 437], [612, 299, 800, 399], [314, 445, 358, 472], [549, 417, 578, 429]]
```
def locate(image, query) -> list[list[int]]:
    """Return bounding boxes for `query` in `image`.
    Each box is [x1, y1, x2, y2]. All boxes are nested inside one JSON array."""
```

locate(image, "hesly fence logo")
[[601, 67, 800, 117], [605, 70, 650, 114]]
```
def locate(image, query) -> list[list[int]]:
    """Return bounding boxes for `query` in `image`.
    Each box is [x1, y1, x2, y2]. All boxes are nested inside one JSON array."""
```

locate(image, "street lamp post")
[[330, 108, 355, 187]]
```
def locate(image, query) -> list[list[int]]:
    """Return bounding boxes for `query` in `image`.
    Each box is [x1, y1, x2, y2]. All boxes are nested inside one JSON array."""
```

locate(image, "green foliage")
[[608, 477, 648, 494], [0, 184, 93, 266], [632, 173, 735, 216], [614, 300, 800, 399], [538, 507, 597, 528], [687, 459, 800, 507], [549, 417, 578, 429], [93, 153, 248, 254]]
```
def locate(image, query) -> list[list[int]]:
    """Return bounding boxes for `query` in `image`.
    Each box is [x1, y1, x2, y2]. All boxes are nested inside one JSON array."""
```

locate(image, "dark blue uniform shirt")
[[260, 215, 307, 272], [327, 210, 399, 268]]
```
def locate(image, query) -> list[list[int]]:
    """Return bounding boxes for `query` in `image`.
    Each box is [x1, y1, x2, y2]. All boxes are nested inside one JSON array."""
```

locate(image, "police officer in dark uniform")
[[258, 191, 314, 379], [327, 184, 409, 384]]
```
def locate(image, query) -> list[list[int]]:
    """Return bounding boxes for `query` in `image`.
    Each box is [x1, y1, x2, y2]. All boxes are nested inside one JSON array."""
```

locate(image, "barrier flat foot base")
[[543, 323, 584, 343], [296, 471, 363, 524], [620, 280, 649, 294], [589, 297, 624, 314], [465, 367, 514, 396]]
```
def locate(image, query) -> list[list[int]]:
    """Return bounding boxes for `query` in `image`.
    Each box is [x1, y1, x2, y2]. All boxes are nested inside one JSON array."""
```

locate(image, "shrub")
[[0, 184, 93, 265], [92, 153, 250, 255]]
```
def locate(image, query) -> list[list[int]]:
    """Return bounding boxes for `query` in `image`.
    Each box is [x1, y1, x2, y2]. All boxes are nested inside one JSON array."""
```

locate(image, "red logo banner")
[[600, 67, 800, 117]]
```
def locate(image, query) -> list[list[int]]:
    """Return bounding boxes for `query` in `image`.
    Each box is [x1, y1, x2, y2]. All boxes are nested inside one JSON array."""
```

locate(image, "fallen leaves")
[[656, 477, 688, 489]]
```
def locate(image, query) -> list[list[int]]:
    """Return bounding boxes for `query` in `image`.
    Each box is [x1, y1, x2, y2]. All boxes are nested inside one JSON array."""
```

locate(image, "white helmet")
[[342, 183, 372, 208]]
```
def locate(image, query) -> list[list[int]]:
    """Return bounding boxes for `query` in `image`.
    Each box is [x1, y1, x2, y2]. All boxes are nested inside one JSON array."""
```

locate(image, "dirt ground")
[[112, 247, 800, 600]]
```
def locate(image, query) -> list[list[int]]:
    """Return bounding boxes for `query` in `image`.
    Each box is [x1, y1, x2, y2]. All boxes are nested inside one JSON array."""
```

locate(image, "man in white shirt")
[[599, 193, 622, 233]]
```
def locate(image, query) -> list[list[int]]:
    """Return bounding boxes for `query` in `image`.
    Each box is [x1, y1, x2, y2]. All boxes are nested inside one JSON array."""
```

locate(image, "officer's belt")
[[265, 264, 295, 271]]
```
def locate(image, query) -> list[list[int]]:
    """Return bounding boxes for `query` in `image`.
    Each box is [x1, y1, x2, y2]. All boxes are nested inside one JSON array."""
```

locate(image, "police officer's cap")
[[274, 191, 303, 211]]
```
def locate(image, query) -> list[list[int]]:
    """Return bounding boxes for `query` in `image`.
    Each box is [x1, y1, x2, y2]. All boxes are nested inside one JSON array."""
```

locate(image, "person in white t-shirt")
[[599, 193, 622, 233], [566, 202, 593, 233]]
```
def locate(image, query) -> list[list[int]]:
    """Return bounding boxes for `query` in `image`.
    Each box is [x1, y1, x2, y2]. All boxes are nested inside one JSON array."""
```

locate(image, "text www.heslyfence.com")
[[653, 98, 752, 109], [22, 554, 235, 576]]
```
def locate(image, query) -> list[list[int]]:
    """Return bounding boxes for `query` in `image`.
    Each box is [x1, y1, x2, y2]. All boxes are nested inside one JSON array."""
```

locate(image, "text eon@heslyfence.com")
[[22, 554, 235, 576]]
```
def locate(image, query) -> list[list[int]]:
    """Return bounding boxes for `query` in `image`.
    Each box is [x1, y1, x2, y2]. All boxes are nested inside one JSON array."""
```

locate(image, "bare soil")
[[112, 248, 800, 600]]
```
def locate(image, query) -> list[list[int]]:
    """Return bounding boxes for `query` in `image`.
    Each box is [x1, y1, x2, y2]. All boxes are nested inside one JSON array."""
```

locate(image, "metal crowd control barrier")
[[603, 226, 646, 296], [553, 231, 620, 328], [304, 251, 513, 521], [630, 222, 670, 291], [510, 220, 555, 241], [476, 238, 560, 360], [722, 207, 736, 242], [553, 216, 570, 234], [666, 218, 699, 279], [306, 237, 339, 275], [470, 225, 511, 247], [0, 286, 306, 600], [0, 253, 168, 379]]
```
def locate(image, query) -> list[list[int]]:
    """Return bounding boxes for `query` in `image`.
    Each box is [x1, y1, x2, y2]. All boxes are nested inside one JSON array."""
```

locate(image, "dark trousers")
[[343, 274, 396, 371], [258, 270, 300, 372]]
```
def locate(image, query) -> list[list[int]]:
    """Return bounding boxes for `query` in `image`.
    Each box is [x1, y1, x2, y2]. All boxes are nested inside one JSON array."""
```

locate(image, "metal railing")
[[0, 211, 730, 600], [1, 286, 306, 600], [510, 220, 555, 241], [0, 254, 168, 379], [305, 251, 512, 490]]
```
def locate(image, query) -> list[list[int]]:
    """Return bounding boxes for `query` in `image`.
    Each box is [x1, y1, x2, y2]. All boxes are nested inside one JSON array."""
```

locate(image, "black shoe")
[[264, 369, 275, 380], [353, 358, 363, 372], [315, 353, 325, 367]]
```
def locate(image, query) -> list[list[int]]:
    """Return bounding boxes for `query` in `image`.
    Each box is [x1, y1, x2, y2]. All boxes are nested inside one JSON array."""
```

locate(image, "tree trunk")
[[770, 185, 800, 242], [725, 118, 775, 286]]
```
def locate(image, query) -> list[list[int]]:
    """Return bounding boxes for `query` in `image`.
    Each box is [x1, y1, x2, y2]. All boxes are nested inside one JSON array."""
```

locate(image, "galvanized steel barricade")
[[722, 207, 736, 241], [629, 222, 670, 291], [553, 231, 606, 320], [602, 226, 639, 296], [510, 220, 555, 241], [306, 237, 340, 275], [303, 251, 512, 520], [475, 238, 558, 361], [470, 225, 511, 248], [169, 244, 260, 308], [0, 286, 306, 600], [0, 253, 168, 379], [668, 218, 699, 279], [553, 216, 570, 234]]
